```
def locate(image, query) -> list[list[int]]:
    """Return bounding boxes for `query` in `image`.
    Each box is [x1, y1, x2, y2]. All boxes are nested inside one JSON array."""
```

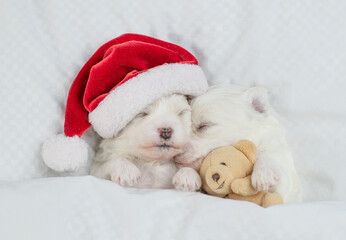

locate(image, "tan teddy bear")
[[199, 140, 283, 208]]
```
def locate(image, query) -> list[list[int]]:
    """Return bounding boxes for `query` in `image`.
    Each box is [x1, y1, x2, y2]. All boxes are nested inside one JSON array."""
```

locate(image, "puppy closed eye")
[[136, 112, 149, 118], [220, 162, 226, 166], [178, 109, 190, 116], [196, 122, 214, 132]]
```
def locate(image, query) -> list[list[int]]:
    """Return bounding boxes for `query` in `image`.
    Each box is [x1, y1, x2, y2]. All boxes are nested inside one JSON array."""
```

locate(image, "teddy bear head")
[[199, 140, 257, 197]]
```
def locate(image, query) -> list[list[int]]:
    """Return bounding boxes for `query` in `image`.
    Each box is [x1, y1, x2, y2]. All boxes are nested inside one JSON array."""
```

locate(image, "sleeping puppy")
[[90, 94, 201, 191], [175, 84, 301, 203]]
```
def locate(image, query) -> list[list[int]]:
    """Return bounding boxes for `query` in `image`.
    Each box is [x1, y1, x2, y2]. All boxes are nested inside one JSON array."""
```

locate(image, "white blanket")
[[1, 0, 346, 239], [1, 176, 345, 240]]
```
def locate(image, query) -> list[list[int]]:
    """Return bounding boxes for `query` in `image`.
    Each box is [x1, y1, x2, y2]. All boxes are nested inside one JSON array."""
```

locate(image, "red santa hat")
[[42, 33, 208, 172]]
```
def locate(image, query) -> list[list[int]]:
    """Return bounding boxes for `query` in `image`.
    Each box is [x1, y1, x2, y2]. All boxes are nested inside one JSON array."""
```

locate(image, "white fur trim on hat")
[[89, 63, 208, 138], [41, 134, 88, 172]]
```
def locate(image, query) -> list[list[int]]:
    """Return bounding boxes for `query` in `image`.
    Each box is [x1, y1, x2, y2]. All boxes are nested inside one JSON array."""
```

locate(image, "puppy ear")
[[245, 87, 270, 114], [233, 140, 257, 163]]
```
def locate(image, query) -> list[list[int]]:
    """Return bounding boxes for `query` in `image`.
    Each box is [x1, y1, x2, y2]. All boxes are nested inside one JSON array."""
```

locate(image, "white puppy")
[[90, 94, 201, 191], [175, 84, 301, 203]]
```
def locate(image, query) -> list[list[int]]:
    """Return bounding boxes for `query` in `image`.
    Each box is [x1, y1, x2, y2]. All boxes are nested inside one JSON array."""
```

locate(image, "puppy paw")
[[251, 167, 279, 191], [110, 161, 141, 187], [172, 167, 201, 191]]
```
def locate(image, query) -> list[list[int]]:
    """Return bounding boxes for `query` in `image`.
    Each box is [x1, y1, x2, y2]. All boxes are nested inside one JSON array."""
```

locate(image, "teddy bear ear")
[[233, 140, 257, 163]]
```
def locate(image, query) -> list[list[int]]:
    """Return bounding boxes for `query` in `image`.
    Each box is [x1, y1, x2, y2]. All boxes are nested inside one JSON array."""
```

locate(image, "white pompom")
[[41, 134, 88, 172]]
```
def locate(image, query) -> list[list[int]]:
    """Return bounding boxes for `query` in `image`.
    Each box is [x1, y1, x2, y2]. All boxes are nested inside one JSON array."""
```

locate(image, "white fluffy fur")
[[89, 63, 208, 139], [42, 134, 88, 172], [175, 84, 301, 203], [90, 94, 201, 190]]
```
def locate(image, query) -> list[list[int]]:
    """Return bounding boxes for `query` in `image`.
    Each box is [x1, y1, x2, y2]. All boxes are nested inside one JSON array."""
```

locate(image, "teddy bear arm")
[[231, 175, 258, 196]]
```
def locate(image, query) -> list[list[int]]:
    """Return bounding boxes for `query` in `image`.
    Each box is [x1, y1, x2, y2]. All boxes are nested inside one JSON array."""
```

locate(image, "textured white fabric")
[[1, 176, 345, 240], [89, 63, 207, 138], [1, 0, 346, 239]]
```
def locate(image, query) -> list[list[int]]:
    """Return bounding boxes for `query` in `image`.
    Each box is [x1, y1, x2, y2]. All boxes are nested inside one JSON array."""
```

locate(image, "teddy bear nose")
[[212, 173, 220, 182]]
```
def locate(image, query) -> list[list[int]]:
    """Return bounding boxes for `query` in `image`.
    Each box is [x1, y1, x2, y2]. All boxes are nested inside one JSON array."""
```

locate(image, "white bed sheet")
[[1, 176, 345, 240]]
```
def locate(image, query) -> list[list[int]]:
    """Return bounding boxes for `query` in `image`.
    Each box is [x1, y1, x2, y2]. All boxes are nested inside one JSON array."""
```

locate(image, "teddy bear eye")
[[220, 162, 226, 166]]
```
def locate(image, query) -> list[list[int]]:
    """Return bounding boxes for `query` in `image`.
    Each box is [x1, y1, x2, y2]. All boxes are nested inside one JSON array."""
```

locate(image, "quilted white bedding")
[[1, 176, 346, 240], [1, 0, 346, 239]]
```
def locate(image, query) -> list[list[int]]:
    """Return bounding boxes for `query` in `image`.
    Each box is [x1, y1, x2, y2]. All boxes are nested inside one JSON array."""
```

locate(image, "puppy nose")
[[159, 128, 173, 140], [212, 173, 220, 182]]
